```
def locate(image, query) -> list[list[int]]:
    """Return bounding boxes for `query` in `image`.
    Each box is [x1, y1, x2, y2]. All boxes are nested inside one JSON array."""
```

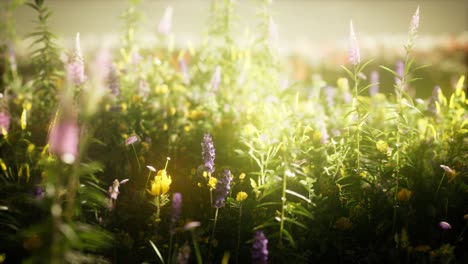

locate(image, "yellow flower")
[[414, 245, 431, 253], [0, 159, 6, 171], [312, 130, 322, 142], [236, 191, 248, 202], [335, 217, 352, 231], [397, 188, 412, 202], [239, 173, 246, 182], [376, 140, 389, 153], [147, 169, 172, 196], [189, 109, 204, 120], [208, 177, 218, 189]]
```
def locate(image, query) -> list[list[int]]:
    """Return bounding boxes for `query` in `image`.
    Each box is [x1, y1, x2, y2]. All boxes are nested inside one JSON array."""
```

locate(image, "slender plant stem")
[[279, 168, 287, 245], [434, 173, 446, 202], [209, 207, 219, 257], [208, 172, 213, 207], [353, 65, 361, 175], [131, 144, 141, 171], [236, 204, 243, 264], [191, 231, 202, 264], [167, 233, 173, 264]]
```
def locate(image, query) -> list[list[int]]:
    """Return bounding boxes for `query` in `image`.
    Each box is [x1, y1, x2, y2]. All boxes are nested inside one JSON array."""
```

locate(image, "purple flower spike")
[[439, 221, 452, 230], [107, 65, 120, 96], [395, 61, 404, 85], [170, 192, 182, 234], [432, 86, 441, 102], [324, 86, 335, 107], [201, 134, 215, 174], [213, 169, 232, 208], [131, 50, 142, 65], [179, 58, 190, 84], [369, 71, 379, 96], [35, 186, 45, 199], [67, 33, 85, 86], [210, 66, 222, 91], [49, 115, 79, 164], [348, 20, 360, 66], [252, 231, 268, 264], [0, 111, 10, 135]]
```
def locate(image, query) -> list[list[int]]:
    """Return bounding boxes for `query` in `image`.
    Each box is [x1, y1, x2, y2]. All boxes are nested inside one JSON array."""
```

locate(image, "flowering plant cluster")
[[0, 1, 467, 263]]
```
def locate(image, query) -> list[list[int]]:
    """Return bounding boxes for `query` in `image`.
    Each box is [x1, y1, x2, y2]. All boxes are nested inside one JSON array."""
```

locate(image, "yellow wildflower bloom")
[[20, 109, 27, 130], [335, 216, 352, 231], [397, 188, 412, 202], [147, 169, 172, 196], [239, 173, 246, 182], [236, 191, 248, 202], [376, 140, 389, 153], [208, 177, 218, 189], [0, 159, 6, 171]]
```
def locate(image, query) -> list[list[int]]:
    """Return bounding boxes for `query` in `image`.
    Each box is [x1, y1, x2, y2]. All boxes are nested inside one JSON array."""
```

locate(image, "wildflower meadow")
[[0, 0, 467, 263]]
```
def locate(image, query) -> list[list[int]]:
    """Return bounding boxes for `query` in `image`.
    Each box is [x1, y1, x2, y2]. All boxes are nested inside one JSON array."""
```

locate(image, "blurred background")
[[9, 0, 468, 97]]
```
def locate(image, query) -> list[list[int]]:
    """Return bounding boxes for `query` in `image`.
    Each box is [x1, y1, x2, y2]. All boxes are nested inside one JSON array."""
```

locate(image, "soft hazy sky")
[[14, 0, 467, 45]]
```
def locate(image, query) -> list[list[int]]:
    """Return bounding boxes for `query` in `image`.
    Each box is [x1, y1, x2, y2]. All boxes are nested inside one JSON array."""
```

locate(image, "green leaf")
[[281, 228, 296, 248], [379, 65, 399, 77], [285, 189, 311, 203], [149, 240, 165, 264]]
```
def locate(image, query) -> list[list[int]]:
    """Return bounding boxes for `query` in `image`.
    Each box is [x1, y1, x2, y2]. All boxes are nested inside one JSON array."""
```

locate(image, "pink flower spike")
[[125, 135, 139, 146], [348, 20, 360, 66], [120, 179, 129, 185], [440, 165, 454, 174], [0, 111, 10, 135], [184, 221, 201, 231], [268, 16, 279, 43], [409, 6, 420, 36], [439, 221, 452, 230], [158, 6, 173, 36], [146, 165, 156, 172], [49, 116, 79, 164], [67, 32, 85, 86]]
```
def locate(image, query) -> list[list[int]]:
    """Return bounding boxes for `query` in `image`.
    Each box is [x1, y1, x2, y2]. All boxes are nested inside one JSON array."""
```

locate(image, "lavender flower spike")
[[201, 133, 215, 174], [213, 169, 232, 208], [369, 71, 379, 96], [67, 32, 85, 86], [158, 6, 173, 36], [348, 20, 360, 65], [170, 192, 182, 234], [252, 231, 268, 264], [409, 6, 420, 36]]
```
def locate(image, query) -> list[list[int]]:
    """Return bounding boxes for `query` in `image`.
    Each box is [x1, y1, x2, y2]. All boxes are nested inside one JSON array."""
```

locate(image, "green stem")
[[208, 207, 219, 257], [209, 172, 213, 207], [167, 233, 173, 264], [191, 230, 202, 264], [353, 65, 361, 175], [236, 204, 242, 264], [131, 144, 141, 171], [434, 173, 446, 202], [279, 169, 287, 245]]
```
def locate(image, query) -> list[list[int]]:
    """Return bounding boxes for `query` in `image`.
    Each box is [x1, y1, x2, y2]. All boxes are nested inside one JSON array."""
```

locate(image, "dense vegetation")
[[1, 0, 467, 263]]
